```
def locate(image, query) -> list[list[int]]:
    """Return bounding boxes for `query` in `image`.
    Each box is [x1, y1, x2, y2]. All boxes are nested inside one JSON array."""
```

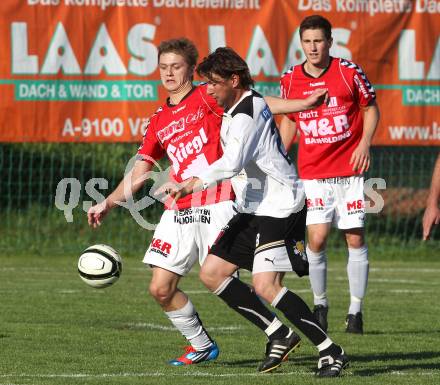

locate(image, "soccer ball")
[[78, 244, 122, 288]]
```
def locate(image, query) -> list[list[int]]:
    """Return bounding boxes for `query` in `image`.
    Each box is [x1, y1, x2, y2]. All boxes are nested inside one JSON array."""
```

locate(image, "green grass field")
[[1, 254, 439, 385]]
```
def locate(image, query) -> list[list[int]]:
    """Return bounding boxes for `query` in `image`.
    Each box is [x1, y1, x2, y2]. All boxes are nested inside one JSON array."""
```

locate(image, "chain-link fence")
[[0, 144, 438, 257]]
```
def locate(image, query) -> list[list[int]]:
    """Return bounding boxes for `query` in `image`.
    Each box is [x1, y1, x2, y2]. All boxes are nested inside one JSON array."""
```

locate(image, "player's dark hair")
[[197, 47, 255, 89], [299, 15, 332, 41], [158, 38, 198, 75]]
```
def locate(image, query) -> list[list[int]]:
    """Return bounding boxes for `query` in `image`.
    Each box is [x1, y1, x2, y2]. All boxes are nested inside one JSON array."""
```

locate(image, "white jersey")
[[197, 90, 305, 218]]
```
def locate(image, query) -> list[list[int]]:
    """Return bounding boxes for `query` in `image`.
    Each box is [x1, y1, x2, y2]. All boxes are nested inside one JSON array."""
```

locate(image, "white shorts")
[[143, 200, 236, 276], [303, 176, 365, 229]]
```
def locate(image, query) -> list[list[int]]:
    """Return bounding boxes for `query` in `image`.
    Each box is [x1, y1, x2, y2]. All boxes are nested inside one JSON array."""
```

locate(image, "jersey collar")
[[166, 85, 197, 107], [301, 57, 333, 79], [225, 89, 252, 115]]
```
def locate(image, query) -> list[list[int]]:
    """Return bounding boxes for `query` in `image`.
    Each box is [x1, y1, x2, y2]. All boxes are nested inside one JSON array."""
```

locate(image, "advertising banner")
[[0, 0, 439, 144]]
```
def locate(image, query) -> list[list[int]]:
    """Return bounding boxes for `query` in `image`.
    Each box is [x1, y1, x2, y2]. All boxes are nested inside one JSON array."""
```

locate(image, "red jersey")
[[138, 84, 234, 210], [280, 57, 376, 179]]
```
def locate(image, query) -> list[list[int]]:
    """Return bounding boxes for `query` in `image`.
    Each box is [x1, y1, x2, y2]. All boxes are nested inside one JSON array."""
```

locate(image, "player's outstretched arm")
[[87, 160, 153, 228], [350, 101, 380, 173], [279, 116, 297, 152], [265, 88, 328, 115], [423, 153, 440, 240]]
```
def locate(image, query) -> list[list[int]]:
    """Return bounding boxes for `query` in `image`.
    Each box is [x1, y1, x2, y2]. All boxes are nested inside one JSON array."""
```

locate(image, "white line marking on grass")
[[0, 383, 24, 385], [290, 289, 311, 293], [4, 266, 440, 274], [391, 371, 405, 375], [0, 268, 71, 274], [0, 383, 25, 385], [185, 288, 311, 294], [0, 371, 315, 379], [370, 268, 440, 273], [163, 289, 312, 295], [369, 278, 438, 285], [335, 276, 439, 285], [2, 370, 439, 379], [283, 267, 440, 274], [368, 289, 428, 294], [123, 323, 243, 332]]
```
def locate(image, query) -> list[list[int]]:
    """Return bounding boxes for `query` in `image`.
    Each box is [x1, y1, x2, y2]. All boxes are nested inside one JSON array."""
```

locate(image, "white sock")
[[306, 246, 328, 307], [347, 245, 369, 314], [264, 318, 284, 338], [165, 299, 214, 351], [316, 338, 333, 352]]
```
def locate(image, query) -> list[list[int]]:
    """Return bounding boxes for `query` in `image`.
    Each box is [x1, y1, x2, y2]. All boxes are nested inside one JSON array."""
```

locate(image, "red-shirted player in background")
[[87, 38, 327, 366], [280, 15, 380, 334]]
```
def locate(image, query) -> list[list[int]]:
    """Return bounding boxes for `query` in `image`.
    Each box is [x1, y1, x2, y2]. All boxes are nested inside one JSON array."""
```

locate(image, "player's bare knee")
[[199, 264, 217, 291], [252, 281, 267, 299], [149, 282, 174, 306], [198, 266, 209, 285], [252, 279, 276, 303], [308, 233, 327, 252], [346, 237, 365, 249], [200, 259, 231, 291], [345, 231, 365, 249], [348, 241, 364, 249]]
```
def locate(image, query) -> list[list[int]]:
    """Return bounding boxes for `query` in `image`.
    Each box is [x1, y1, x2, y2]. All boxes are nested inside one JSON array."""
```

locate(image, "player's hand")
[[350, 141, 371, 173], [87, 200, 110, 228], [305, 88, 329, 108], [154, 180, 181, 205], [155, 178, 200, 208], [422, 205, 440, 240]]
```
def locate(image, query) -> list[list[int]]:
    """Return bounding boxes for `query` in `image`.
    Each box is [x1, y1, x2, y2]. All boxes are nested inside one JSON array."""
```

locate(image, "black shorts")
[[210, 205, 309, 276]]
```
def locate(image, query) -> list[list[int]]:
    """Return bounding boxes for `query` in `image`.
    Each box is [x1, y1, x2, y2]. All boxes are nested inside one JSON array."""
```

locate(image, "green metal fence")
[[0, 144, 438, 257]]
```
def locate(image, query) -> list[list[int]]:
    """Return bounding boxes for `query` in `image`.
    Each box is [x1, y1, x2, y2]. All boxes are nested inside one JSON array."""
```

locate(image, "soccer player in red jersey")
[[88, 38, 326, 366], [88, 39, 231, 365], [279, 15, 380, 334]]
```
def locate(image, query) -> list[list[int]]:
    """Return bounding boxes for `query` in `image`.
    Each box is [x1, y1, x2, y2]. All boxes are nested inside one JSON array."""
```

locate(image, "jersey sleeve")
[[345, 61, 376, 107], [137, 115, 165, 164], [280, 71, 296, 122], [197, 113, 258, 187]]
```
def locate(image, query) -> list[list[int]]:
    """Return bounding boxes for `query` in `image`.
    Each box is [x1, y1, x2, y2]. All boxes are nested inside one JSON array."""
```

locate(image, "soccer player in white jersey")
[[164, 47, 348, 377], [279, 15, 380, 334], [87, 38, 328, 366]]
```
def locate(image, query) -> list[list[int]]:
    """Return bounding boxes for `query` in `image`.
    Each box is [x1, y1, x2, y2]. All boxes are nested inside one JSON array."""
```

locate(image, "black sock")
[[215, 277, 281, 333], [320, 344, 342, 358], [274, 288, 327, 346]]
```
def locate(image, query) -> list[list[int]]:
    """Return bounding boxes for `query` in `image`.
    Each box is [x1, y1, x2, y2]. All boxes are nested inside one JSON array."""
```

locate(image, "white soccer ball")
[[78, 244, 122, 288]]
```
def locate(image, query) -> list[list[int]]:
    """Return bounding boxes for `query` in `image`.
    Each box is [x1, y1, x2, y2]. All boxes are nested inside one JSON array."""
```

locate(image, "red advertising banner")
[[0, 0, 439, 145]]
